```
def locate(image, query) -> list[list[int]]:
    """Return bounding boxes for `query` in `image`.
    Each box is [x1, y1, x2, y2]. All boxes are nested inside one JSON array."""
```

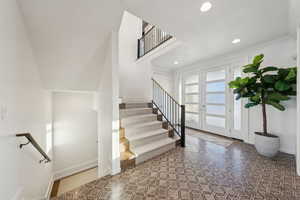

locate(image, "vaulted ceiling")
[[18, 0, 300, 90], [18, 0, 123, 90]]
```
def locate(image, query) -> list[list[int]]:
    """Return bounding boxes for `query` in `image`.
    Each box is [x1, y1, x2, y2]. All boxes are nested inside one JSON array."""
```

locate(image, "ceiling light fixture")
[[174, 61, 179, 65], [232, 38, 241, 44], [200, 2, 212, 12]]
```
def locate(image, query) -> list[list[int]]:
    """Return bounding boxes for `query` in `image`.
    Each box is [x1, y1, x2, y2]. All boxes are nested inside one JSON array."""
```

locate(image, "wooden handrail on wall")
[[16, 133, 51, 164]]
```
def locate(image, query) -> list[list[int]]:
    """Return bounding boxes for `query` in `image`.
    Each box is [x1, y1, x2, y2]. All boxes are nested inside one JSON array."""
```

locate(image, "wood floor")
[[51, 167, 98, 198]]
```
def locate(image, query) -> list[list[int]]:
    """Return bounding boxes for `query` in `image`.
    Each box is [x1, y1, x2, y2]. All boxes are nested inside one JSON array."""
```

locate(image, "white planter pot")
[[254, 132, 280, 158]]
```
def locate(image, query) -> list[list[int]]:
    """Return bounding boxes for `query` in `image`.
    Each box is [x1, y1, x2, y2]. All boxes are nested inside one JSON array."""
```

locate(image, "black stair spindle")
[[152, 78, 185, 147]]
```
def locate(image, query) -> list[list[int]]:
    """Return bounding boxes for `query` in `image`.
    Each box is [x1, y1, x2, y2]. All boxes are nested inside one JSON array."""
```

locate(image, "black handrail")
[[16, 133, 51, 163], [138, 26, 172, 59], [152, 78, 185, 147]]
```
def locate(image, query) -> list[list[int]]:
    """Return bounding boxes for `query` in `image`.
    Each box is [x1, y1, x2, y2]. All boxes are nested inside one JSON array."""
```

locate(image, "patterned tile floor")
[[52, 133, 300, 200]]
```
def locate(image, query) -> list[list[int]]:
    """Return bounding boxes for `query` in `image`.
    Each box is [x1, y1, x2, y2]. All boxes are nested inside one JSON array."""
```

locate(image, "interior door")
[[202, 68, 227, 136]]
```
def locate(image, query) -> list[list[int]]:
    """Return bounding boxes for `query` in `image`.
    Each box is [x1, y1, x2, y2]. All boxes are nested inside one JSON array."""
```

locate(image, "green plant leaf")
[[229, 55, 296, 114], [261, 66, 278, 73], [267, 92, 290, 101], [275, 80, 291, 91], [228, 77, 243, 88], [265, 100, 285, 111], [245, 102, 259, 108], [233, 88, 241, 94], [250, 94, 261, 103], [262, 75, 276, 84], [285, 68, 297, 81], [240, 77, 250, 85], [235, 94, 241, 100], [278, 68, 289, 79], [242, 64, 254, 68], [253, 54, 264, 65], [248, 77, 257, 84], [243, 66, 258, 73], [284, 90, 296, 96], [229, 81, 239, 88]]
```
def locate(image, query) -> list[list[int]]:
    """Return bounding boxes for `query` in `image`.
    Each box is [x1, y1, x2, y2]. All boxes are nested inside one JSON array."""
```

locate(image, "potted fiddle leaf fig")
[[229, 54, 297, 157]]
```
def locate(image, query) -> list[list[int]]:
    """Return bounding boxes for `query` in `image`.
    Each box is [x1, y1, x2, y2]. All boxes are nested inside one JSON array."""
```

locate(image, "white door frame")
[[182, 71, 201, 130], [180, 59, 249, 141], [227, 62, 249, 142]]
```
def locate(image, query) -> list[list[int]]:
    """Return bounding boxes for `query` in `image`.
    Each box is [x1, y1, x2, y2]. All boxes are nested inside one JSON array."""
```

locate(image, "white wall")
[[152, 71, 174, 96], [289, 0, 300, 37], [52, 91, 97, 179], [0, 0, 53, 199], [18, 0, 124, 91], [119, 11, 152, 102], [248, 38, 297, 154], [97, 32, 121, 177], [175, 36, 297, 154]]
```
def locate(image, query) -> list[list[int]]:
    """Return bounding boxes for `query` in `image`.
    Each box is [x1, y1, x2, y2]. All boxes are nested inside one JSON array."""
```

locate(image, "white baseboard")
[[12, 187, 24, 200], [54, 159, 98, 180], [120, 97, 151, 103], [98, 165, 111, 178], [111, 167, 121, 175]]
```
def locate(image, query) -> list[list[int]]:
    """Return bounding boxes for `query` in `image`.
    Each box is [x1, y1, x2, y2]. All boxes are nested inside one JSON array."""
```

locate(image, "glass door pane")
[[203, 69, 226, 135], [206, 105, 226, 116], [186, 113, 199, 128], [206, 116, 226, 128], [233, 67, 242, 131], [185, 94, 199, 103], [228, 66, 245, 140], [183, 74, 200, 129], [186, 104, 199, 113], [185, 84, 198, 93]]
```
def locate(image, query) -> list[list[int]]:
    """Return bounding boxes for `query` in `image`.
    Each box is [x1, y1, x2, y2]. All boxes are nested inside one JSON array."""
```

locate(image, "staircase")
[[119, 102, 178, 169], [119, 79, 186, 170]]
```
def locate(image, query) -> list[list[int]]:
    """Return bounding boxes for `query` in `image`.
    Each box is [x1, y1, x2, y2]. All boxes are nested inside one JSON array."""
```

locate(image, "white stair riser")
[[126, 123, 162, 135], [125, 103, 150, 109], [135, 143, 175, 165], [121, 115, 157, 127], [120, 109, 153, 118], [130, 132, 169, 148]]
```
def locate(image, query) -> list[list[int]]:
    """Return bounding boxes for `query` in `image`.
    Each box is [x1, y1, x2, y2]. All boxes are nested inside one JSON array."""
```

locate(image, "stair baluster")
[[152, 78, 185, 147]]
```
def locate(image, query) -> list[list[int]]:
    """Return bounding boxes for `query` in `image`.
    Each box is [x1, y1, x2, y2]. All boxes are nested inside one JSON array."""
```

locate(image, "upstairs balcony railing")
[[138, 26, 172, 59]]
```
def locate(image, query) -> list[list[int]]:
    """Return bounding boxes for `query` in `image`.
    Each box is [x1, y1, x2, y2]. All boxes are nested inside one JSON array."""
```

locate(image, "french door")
[[183, 74, 200, 129], [202, 68, 227, 136], [182, 64, 247, 140]]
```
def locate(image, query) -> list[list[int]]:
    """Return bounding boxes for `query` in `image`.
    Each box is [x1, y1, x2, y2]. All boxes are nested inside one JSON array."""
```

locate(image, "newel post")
[[181, 105, 185, 147]]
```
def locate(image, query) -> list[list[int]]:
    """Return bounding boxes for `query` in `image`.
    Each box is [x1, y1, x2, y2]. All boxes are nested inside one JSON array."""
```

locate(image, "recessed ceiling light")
[[174, 61, 179, 65], [232, 38, 241, 44], [200, 2, 212, 12]]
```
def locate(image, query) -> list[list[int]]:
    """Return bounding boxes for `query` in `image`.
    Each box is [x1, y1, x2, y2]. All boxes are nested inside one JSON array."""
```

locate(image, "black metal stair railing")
[[138, 26, 172, 59], [152, 78, 185, 147]]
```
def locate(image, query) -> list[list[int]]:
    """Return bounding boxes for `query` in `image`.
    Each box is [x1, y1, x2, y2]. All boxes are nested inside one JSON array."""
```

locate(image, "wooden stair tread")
[[121, 151, 135, 161]]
